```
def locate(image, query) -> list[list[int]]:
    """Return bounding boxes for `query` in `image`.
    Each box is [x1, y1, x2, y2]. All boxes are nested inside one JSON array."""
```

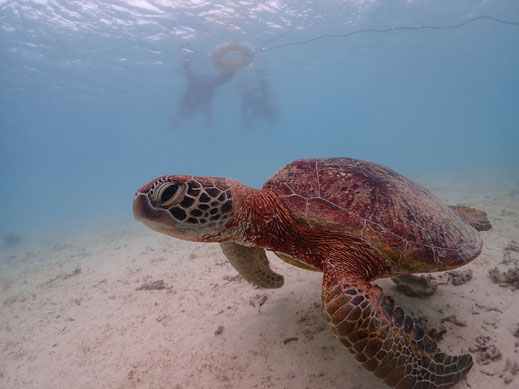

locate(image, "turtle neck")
[[226, 180, 390, 280]]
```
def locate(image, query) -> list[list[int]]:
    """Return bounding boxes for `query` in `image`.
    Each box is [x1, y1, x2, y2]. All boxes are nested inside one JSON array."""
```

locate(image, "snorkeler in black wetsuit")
[[240, 68, 276, 129], [174, 58, 234, 129]]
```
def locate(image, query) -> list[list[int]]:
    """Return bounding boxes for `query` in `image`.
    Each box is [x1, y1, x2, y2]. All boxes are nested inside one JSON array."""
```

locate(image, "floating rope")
[[257, 16, 519, 53]]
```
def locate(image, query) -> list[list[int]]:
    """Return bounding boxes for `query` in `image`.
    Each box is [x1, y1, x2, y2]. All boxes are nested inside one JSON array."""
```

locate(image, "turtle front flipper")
[[322, 274, 473, 389], [220, 242, 284, 289]]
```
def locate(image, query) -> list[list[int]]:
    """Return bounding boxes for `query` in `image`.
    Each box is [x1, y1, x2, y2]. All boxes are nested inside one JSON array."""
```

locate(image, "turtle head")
[[133, 175, 234, 242]]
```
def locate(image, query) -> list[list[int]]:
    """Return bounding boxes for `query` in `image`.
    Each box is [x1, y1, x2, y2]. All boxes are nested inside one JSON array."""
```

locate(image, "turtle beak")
[[133, 192, 154, 222], [133, 191, 177, 233]]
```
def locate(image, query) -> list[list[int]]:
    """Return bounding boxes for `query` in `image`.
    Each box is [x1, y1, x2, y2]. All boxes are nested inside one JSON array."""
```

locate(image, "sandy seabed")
[[1, 176, 518, 389]]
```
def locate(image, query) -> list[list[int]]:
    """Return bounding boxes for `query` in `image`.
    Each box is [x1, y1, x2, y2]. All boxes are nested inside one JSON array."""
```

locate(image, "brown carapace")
[[133, 157, 491, 389]]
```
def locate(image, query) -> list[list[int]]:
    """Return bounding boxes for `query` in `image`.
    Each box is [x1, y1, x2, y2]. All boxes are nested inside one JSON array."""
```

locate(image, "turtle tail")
[[322, 275, 473, 389], [449, 205, 491, 231]]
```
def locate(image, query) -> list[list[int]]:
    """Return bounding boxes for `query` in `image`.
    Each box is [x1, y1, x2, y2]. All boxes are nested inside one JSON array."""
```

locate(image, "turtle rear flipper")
[[220, 242, 284, 289], [450, 205, 491, 231], [323, 274, 473, 389]]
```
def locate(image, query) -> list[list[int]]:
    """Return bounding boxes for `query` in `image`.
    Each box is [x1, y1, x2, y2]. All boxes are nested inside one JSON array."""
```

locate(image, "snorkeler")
[[239, 68, 276, 129], [173, 57, 234, 129]]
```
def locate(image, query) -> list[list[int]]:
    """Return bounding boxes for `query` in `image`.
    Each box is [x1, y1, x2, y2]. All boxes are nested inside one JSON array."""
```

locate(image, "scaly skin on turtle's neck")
[[225, 180, 391, 282]]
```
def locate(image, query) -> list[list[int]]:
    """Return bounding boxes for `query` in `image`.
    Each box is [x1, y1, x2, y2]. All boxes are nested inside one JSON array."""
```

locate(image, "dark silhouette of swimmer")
[[240, 68, 276, 129], [174, 58, 234, 129]]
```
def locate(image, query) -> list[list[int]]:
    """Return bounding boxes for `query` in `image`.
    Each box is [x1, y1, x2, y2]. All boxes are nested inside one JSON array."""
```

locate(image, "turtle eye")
[[155, 182, 185, 208]]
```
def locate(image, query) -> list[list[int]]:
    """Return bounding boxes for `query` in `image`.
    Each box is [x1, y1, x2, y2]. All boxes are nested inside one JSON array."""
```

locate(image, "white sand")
[[1, 177, 518, 389]]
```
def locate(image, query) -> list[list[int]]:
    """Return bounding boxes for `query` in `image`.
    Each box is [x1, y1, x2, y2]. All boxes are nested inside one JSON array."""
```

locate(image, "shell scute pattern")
[[264, 158, 482, 269]]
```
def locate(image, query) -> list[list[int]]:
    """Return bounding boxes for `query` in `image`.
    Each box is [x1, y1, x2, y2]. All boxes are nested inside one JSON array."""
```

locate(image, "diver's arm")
[[182, 59, 196, 80]]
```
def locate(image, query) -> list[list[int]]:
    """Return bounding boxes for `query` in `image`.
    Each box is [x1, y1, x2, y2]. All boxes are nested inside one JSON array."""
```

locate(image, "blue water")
[[1, 0, 518, 238]]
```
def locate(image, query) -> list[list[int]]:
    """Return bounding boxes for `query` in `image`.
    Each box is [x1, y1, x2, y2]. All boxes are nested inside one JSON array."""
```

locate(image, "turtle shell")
[[263, 158, 482, 272]]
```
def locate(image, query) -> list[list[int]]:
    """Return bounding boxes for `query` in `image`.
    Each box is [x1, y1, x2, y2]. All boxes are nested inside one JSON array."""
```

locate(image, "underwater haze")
[[1, 0, 518, 239]]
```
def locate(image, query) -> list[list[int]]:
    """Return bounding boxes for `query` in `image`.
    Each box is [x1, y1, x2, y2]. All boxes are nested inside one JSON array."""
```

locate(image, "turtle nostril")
[[160, 184, 180, 203]]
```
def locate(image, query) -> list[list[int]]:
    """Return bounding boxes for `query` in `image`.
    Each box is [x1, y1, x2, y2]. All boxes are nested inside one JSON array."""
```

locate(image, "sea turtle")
[[133, 157, 490, 389]]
